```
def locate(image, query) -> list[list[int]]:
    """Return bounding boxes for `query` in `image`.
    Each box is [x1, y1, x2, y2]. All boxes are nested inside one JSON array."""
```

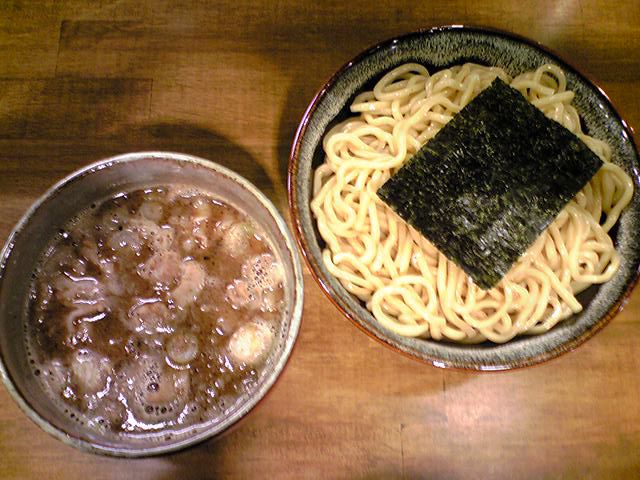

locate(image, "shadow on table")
[[155, 435, 408, 480], [111, 122, 277, 202], [151, 370, 472, 479], [2, 121, 276, 206], [273, 65, 326, 199]]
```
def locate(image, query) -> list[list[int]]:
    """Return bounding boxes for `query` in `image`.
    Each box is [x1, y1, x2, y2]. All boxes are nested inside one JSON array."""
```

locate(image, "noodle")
[[311, 63, 634, 343]]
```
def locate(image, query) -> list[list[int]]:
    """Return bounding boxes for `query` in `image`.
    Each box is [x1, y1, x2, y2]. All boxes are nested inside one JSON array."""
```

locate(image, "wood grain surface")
[[1, 1, 639, 478]]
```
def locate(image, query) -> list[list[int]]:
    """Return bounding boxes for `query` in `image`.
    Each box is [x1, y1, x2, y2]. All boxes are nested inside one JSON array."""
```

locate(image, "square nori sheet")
[[377, 78, 603, 290]]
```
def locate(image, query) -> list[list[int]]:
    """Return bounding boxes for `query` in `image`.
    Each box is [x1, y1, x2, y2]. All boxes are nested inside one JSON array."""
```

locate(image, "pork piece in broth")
[[27, 185, 284, 436]]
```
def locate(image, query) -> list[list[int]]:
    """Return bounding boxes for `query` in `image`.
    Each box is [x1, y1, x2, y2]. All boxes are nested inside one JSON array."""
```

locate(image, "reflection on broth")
[[28, 185, 284, 436]]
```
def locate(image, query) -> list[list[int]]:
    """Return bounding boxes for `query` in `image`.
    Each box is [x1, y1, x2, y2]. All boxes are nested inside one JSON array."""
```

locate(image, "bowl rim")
[[287, 24, 640, 371], [0, 151, 304, 456]]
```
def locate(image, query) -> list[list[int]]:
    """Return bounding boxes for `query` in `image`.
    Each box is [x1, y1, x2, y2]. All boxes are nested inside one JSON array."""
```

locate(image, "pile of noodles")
[[311, 63, 634, 343]]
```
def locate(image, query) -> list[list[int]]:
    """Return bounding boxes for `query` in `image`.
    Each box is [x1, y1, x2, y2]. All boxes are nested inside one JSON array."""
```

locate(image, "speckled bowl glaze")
[[0, 152, 304, 456], [289, 26, 640, 371]]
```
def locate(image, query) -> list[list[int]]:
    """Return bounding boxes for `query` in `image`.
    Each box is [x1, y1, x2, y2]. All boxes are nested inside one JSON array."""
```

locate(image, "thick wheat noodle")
[[311, 62, 634, 343]]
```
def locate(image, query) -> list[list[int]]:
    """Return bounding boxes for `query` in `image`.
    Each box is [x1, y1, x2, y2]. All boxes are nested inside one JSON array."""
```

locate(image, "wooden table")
[[1, 1, 639, 478]]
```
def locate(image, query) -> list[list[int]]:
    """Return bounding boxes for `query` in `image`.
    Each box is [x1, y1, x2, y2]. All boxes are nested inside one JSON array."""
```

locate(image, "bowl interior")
[[291, 26, 640, 370], [0, 152, 303, 455]]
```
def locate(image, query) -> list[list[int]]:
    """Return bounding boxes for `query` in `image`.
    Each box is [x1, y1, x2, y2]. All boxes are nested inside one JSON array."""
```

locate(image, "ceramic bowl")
[[0, 151, 304, 456], [288, 25, 640, 370]]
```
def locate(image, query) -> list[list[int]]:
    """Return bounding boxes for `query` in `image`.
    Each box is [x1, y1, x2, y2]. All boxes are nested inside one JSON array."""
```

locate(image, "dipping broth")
[[27, 185, 285, 436]]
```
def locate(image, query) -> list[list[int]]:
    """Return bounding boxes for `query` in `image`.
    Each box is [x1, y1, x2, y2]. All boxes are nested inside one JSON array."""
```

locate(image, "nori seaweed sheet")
[[377, 78, 603, 290]]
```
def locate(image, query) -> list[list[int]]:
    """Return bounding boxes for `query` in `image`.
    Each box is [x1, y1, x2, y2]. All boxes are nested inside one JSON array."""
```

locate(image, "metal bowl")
[[0, 151, 304, 456], [288, 25, 640, 370]]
